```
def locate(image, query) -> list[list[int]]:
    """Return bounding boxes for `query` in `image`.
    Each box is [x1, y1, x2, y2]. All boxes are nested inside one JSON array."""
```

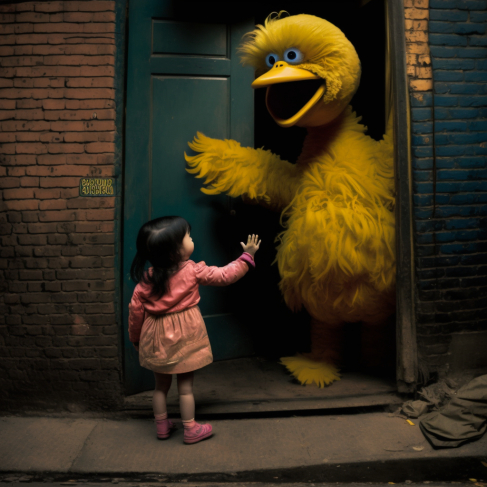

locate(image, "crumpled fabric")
[[401, 380, 456, 418], [419, 374, 487, 449], [401, 399, 430, 418]]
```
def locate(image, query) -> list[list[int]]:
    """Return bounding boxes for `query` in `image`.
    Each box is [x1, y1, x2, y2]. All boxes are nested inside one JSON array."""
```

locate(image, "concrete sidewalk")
[[0, 412, 486, 483]]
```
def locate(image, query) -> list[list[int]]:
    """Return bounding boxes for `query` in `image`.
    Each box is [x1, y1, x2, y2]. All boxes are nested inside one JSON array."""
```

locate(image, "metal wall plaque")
[[79, 178, 116, 196]]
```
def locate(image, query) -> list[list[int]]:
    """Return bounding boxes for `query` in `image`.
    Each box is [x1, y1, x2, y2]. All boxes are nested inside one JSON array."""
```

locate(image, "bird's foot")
[[280, 354, 341, 387]]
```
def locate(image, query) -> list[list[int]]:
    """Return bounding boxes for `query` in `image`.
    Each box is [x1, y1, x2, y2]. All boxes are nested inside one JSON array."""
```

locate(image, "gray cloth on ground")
[[419, 374, 487, 449], [401, 399, 430, 418]]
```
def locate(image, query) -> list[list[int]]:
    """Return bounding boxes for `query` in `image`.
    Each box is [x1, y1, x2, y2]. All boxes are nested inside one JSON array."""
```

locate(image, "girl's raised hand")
[[240, 234, 261, 257]]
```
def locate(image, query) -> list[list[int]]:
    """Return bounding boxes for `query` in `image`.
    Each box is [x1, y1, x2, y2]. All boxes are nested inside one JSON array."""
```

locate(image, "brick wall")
[[408, 0, 487, 376], [0, 1, 122, 410]]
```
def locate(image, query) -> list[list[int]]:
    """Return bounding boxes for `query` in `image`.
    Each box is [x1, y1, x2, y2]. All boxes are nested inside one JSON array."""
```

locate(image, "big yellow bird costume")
[[185, 13, 396, 387]]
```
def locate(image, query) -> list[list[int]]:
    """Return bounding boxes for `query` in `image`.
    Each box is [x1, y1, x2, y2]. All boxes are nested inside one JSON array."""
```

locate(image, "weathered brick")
[[3, 188, 35, 200], [39, 200, 67, 211], [405, 7, 430, 19], [47, 234, 67, 245], [34, 2, 64, 13], [27, 223, 58, 234], [407, 43, 430, 55], [3, 200, 38, 211], [417, 66, 433, 78], [51, 120, 115, 132], [34, 188, 61, 200], [83, 209, 115, 221], [66, 154, 98, 165], [83, 142, 115, 154], [76, 2, 115, 12], [47, 143, 85, 154], [18, 234, 47, 246], [64, 132, 115, 143], [20, 177, 39, 187], [60, 188, 79, 199], [66, 99, 114, 110], [63, 11, 94, 22], [0, 178, 20, 189], [7, 167, 27, 176], [37, 154, 66, 166], [67, 197, 114, 210], [16, 132, 41, 142], [40, 177, 80, 188], [406, 30, 429, 42], [430, 21, 486, 35]]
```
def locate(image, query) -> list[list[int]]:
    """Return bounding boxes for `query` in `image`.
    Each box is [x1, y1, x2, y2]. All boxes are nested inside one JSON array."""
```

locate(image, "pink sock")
[[182, 418, 196, 429], [155, 412, 168, 422]]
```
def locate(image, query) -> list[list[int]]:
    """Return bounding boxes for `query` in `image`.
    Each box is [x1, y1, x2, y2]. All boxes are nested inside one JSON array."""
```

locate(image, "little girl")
[[128, 216, 260, 444]]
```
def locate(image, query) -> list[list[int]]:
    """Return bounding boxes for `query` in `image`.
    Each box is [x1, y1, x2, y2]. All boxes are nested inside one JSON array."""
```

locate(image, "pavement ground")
[[0, 482, 480, 487], [1, 359, 486, 483], [0, 412, 486, 484]]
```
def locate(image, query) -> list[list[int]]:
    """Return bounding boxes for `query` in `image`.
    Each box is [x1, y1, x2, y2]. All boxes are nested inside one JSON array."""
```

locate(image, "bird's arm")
[[185, 132, 300, 211]]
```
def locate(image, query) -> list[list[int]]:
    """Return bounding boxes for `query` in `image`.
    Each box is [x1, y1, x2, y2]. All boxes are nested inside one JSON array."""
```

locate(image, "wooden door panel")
[[151, 75, 232, 316], [152, 20, 228, 56], [124, 0, 254, 394]]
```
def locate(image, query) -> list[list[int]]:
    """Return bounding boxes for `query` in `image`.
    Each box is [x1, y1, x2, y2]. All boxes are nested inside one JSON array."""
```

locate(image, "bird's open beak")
[[252, 61, 326, 128], [252, 62, 320, 87]]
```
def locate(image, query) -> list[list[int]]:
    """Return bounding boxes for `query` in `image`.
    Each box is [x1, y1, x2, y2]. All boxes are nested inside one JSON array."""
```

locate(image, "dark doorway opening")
[[230, 0, 392, 371]]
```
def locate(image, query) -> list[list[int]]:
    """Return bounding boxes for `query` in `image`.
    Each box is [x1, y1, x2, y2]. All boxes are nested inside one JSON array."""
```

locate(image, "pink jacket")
[[128, 253, 254, 344]]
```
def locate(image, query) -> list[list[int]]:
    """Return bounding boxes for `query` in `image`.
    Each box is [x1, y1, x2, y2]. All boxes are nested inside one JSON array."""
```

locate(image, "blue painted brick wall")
[[411, 1, 487, 374]]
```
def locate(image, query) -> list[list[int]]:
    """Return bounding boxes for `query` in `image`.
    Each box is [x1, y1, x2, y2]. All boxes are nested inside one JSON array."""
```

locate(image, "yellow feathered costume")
[[185, 13, 396, 387]]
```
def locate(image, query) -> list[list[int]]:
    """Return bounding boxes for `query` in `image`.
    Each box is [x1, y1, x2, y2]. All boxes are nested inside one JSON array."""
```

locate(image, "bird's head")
[[239, 13, 361, 128]]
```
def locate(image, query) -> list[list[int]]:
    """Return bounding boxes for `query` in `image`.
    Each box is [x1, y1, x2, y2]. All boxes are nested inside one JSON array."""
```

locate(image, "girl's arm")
[[128, 290, 145, 345], [195, 253, 254, 287], [195, 235, 261, 286]]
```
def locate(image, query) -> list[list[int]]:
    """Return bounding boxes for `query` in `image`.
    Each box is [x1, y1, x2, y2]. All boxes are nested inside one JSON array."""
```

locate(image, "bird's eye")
[[265, 53, 279, 68], [283, 48, 303, 64]]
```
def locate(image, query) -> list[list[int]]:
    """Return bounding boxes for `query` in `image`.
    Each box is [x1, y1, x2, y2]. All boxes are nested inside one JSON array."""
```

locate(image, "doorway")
[[123, 0, 414, 404]]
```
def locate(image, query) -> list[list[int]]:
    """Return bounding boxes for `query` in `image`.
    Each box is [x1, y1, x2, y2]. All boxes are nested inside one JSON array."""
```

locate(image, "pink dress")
[[128, 253, 254, 374]]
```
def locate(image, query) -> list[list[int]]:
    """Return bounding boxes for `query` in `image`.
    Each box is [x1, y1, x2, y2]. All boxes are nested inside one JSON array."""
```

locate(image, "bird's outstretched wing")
[[185, 132, 301, 211]]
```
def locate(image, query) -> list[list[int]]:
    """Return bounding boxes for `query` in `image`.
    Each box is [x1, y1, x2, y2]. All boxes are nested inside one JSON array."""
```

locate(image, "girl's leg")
[[177, 371, 195, 420], [153, 372, 174, 440], [153, 372, 172, 415], [177, 371, 213, 444]]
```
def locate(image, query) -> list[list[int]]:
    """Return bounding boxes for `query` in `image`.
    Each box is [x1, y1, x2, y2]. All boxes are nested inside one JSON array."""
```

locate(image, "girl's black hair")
[[130, 216, 191, 298]]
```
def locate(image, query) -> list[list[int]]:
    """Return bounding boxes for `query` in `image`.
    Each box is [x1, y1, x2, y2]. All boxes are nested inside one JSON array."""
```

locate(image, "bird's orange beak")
[[252, 62, 326, 128], [251, 61, 320, 87]]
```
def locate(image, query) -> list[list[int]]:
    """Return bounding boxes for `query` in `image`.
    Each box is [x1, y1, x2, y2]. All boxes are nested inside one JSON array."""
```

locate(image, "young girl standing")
[[128, 216, 260, 444]]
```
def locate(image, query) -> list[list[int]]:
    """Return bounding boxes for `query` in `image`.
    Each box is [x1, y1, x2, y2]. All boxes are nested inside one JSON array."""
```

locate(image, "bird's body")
[[277, 107, 395, 326], [185, 13, 396, 387]]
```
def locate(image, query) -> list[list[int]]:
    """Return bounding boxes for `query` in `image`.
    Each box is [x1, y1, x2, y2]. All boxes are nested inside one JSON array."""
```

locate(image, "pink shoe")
[[183, 421, 213, 444], [156, 418, 176, 440]]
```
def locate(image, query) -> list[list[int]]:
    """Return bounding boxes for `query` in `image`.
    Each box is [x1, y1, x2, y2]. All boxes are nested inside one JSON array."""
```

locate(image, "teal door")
[[123, 0, 255, 394]]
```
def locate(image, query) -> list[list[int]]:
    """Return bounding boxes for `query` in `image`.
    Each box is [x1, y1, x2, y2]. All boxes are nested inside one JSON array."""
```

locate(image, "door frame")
[[114, 0, 128, 395], [387, 0, 418, 392]]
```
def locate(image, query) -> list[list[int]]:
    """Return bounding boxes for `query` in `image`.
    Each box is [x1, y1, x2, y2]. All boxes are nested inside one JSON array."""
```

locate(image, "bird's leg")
[[307, 317, 346, 366], [280, 317, 345, 387], [360, 316, 396, 372]]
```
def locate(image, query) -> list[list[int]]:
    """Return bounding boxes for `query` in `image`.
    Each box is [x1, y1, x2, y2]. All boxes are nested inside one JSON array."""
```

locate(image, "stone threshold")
[[124, 356, 404, 416]]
